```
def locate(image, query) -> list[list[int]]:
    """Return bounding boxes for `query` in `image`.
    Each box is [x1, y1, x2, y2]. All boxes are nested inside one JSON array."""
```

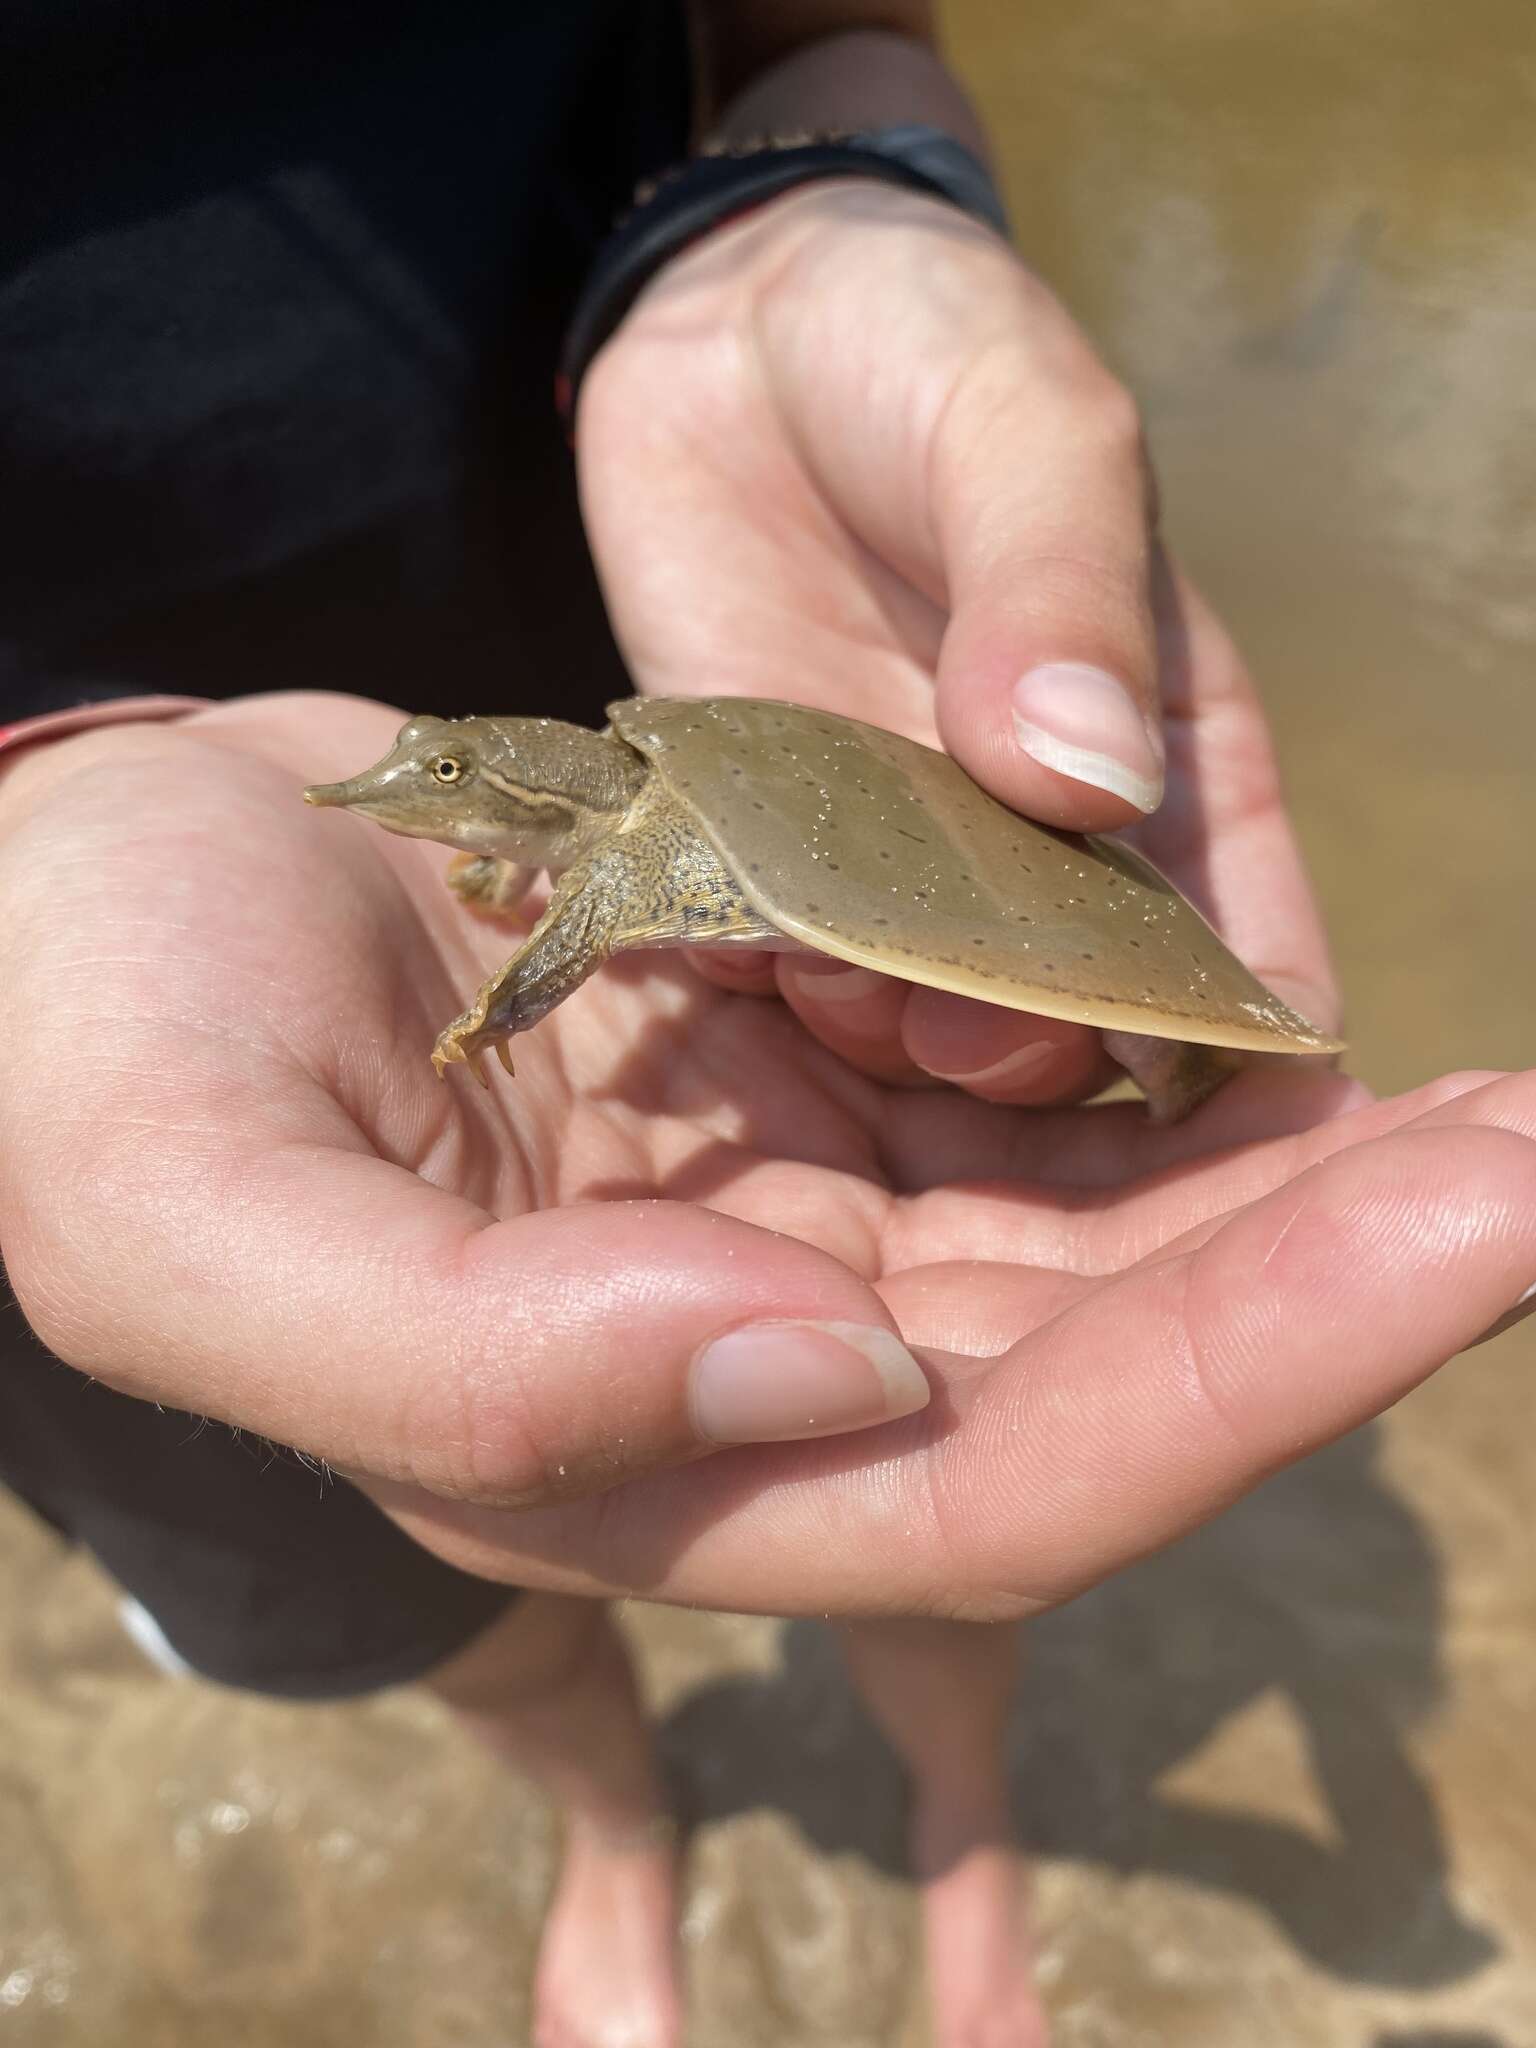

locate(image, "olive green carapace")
[[303, 697, 1343, 1121], [619, 699, 1331, 1054]]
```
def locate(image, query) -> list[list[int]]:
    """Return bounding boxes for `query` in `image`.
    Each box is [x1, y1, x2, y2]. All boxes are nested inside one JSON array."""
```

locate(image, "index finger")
[[1131, 555, 1342, 1036]]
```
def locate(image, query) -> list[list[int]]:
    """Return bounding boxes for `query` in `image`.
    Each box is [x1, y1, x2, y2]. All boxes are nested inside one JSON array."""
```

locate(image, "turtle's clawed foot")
[[430, 1028, 487, 1087], [431, 1010, 516, 1087]]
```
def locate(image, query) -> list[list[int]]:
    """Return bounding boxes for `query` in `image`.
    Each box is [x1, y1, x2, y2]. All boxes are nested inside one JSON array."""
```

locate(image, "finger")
[[412, 1118, 1536, 1613], [898, 986, 1111, 1105], [937, 1121, 1536, 1609], [740, 958, 1113, 1108], [1131, 559, 1341, 1035], [692, 947, 937, 1089], [771, 956, 1107, 1105], [882, 1069, 1520, 1287], [774, 957, 931, 1085], [1, 1136, 932, 1512], [1110, 1069, 1536, 1286], [739, 210, 1163, 829], [687, 949, 782, 998], [880, 1061, 1382, 1204], [930, 328, 1164, 831], [880, 1258, 1095, 1359]]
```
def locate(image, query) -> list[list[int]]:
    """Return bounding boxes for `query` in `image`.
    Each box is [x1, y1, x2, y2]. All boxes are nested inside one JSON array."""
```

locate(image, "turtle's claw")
[[430, 1023, 469, 1083], [430, 1019, 511, 1088]]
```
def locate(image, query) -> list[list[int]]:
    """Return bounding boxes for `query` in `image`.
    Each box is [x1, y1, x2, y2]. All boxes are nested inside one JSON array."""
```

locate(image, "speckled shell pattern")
[[608, 698, 1339, 1055]]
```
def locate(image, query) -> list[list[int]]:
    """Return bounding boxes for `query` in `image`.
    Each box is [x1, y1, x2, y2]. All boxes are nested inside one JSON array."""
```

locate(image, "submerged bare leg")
[[839, 1617, 1048, 2048], [425, 1592, 681, 2048]]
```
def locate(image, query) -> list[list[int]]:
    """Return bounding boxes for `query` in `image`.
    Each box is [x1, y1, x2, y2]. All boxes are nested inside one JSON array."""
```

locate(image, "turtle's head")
[[304, 712, 643, 863]]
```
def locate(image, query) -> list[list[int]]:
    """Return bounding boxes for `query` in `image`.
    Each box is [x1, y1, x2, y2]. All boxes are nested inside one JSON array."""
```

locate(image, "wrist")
[[559, 123, 1006, 428], [707, 28, 988, 159]]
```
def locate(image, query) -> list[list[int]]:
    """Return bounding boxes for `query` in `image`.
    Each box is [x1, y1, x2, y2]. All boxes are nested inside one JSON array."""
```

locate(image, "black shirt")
[[0, 0, 691, 724]]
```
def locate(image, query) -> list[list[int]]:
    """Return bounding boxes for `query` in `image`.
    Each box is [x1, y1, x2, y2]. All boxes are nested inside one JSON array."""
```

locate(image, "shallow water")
[[3, 4, 1534, 2042]]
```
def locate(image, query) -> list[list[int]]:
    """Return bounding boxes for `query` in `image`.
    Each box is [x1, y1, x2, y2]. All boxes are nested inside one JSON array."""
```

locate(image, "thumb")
[[398, 1194, 933, 1506], [931, 346, 1165, 831], [5, 1144, 930, 1510]]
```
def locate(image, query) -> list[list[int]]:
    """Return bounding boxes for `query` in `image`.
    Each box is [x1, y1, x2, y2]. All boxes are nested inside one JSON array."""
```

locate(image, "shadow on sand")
[[657, 1424, 1496, 1997]]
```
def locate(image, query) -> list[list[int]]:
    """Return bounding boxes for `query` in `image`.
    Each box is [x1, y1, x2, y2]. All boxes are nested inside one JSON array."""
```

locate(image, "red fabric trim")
[[0, 695, 213, 760]]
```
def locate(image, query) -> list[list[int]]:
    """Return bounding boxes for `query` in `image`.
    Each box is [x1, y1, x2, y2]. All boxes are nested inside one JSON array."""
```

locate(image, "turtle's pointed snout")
[[303, 779, 356, 808], [302, 764, 423, 834]]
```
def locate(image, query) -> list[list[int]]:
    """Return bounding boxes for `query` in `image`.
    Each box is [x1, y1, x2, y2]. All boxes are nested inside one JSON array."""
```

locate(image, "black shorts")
[[0, 1283, 520, 1699]]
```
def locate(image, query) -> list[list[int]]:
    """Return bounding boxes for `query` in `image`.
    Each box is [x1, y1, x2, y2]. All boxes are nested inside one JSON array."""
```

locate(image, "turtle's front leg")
[[445, 854, 538, 922], [432, 862, 616, 1084]]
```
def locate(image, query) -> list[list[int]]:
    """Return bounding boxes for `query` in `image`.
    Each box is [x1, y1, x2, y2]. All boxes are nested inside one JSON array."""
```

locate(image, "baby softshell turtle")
[[304, 698, 1342, 1121]]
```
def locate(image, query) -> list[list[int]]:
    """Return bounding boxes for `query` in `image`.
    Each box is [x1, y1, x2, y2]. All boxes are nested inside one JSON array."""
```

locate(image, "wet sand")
[[3, 3, 1534, 2041]]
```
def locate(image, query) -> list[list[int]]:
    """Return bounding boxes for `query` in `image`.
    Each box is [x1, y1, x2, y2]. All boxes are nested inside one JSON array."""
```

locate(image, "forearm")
[[688, 3, 989, 156]]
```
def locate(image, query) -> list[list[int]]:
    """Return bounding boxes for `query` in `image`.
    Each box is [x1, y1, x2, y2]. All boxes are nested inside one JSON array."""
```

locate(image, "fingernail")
[[929, 1039, 1058, 1089], [782, 961, 896, 1036], [1472, 1279, 1536, 1349], [690, 1320, 930, 1444], [1012, 662, 1164, 812], [785, 962, 888, 1003]]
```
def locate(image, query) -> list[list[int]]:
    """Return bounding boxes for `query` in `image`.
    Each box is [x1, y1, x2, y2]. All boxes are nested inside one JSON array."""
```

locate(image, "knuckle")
[[1073, 367, 1155, 493], [1165, 1256, 1257, 1459], [922, 1446, 1066, 1622], [1083, 367, 1146, 450], [1420, 1069, 1510, 1115], [1010, 548, 1153, 654], [429, 1321, 657, 1512], [423, 1341, 561, 1509]]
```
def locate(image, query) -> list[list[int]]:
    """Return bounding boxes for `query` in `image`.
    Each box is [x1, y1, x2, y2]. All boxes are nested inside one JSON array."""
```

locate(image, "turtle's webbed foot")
[[431, 923, 544, 1088]]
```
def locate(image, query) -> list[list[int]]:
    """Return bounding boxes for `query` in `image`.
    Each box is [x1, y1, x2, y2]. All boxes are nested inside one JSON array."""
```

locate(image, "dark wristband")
[[556, 124, 1009, 427]]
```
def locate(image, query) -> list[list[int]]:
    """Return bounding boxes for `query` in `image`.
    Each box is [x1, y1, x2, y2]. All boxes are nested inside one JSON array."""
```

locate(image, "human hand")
[[0, 693, 1530, 1622], [577, 181, 1338, 1098]]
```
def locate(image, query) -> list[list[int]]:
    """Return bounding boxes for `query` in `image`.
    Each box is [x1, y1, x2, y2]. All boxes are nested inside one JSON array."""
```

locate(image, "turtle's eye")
[[431, 756, 465, 786]]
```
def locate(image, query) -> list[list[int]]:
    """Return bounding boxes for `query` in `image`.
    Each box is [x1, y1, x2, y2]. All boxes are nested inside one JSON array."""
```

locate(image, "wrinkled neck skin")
[[469, 718, 648, 871]]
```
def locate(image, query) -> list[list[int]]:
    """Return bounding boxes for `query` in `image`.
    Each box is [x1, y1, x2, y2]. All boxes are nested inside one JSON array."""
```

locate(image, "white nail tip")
[[818, 1321, 931, 1413], [944, 1040, 1057, 1089], [1012, 714, 1163, 813]]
